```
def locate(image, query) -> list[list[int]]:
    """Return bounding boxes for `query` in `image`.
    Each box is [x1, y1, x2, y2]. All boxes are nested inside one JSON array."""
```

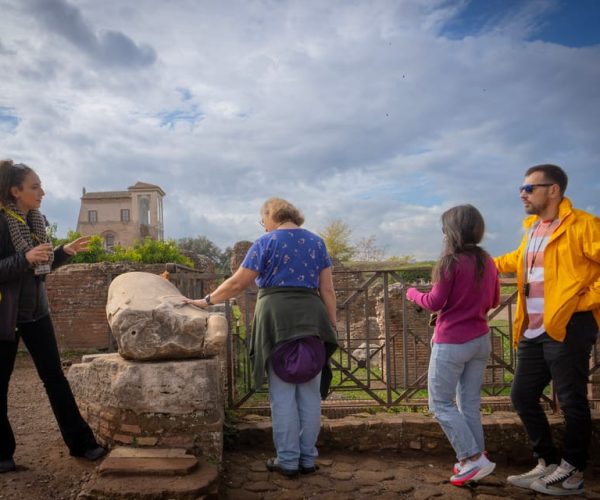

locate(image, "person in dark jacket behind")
[[181, 197, 338, 478], [0, 159, 106, 474]]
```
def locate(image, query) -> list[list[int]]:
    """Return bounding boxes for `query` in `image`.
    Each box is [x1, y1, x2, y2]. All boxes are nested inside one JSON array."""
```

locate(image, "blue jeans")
[[428, 333, 491, 461], [268, 365, 322, 470]]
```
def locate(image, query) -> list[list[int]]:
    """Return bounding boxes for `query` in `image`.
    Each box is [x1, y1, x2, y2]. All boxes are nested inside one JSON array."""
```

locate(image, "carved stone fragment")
[[106, 272, 226, 360]]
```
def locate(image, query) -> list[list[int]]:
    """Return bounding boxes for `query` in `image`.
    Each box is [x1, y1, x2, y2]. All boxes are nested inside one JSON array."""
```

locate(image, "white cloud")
[[0, 0, 598, 260]]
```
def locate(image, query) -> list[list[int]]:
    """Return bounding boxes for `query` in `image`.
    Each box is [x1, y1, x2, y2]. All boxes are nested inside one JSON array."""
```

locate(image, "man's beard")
[[525, 199, 548, 215]]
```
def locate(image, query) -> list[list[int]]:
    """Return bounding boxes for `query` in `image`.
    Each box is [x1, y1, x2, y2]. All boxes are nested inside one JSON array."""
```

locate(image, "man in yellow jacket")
[[495, 164, 600, 496]]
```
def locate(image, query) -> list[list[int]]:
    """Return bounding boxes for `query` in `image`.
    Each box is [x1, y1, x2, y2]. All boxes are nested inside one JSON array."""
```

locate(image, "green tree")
[[46, 222, 60, 246], [50, 230, 109, 263], [319, 219, 355, 262], [220, 246, 232, 274], [74, 235, 109, 263], [178, 236, 230, 272]]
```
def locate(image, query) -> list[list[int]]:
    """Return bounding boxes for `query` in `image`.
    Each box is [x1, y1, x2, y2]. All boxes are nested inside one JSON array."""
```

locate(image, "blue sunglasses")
[[519, 183, 553, 194]]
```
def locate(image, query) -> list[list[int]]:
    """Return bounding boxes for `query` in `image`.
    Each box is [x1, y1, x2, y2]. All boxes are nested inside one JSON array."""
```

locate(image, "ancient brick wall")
[[334, 266, 377, 351], [235, 411, 600, 464], [376, 283, 432, 389], [71, 354, 224, 461]]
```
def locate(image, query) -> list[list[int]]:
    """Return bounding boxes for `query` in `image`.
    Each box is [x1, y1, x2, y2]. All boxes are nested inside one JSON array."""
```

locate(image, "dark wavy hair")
[[432, 204, 490, 284], [0, 159, 34, 207]]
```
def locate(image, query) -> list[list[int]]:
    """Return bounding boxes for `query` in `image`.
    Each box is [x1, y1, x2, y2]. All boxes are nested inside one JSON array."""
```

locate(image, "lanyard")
[[523, 219, 558, 294]]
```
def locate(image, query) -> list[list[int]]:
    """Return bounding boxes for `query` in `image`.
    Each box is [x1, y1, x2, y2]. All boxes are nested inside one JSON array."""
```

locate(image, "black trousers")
[[0, 314, 97, 460], [510, 311, 598, 470]]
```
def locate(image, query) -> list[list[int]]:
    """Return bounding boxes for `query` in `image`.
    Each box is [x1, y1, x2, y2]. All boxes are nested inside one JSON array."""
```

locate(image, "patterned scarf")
[[1, 202, 54, 268]]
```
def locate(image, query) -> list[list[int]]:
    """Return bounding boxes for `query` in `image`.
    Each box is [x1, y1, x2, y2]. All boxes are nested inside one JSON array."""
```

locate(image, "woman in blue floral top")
[[183, 197, 338, 478]]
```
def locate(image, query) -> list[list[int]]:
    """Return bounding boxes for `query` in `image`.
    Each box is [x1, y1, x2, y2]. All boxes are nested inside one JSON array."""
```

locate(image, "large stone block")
[[106, 271, 227, 360], [68, 354, 224, 460]]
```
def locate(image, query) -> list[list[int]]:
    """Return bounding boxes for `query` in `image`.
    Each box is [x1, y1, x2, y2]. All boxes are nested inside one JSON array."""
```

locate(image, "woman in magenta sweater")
[[406, 204, 499, 487]]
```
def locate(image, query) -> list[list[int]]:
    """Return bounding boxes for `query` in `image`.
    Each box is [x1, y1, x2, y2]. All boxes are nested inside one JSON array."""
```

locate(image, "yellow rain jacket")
[[495, 197, 600, 346]]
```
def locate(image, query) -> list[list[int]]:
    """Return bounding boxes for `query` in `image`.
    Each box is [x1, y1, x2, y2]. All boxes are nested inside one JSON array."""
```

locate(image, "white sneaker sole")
[[507, 475, 542, 489], [530, 479, 584, 496]]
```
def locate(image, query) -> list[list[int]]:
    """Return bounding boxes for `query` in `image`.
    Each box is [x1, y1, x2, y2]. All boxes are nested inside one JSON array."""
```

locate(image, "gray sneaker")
[[530, 459, 584, 496], [507, 459, 558, 489]]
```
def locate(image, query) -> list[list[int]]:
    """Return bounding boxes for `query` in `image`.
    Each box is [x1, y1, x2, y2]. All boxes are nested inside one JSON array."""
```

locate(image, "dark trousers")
[[510, 311, 598, 470], [0, 314, 97, 460]]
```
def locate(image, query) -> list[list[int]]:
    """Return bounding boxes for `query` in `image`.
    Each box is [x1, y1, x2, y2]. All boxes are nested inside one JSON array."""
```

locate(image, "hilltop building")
[[76, 182, 165, 249]]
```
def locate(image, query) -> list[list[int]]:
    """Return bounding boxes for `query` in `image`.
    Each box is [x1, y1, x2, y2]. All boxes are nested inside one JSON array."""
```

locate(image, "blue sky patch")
[[176, 87, 192, 101], [441, 0, 600, 48], [157, 106, 203, 128], [0, 107, 20, 132], [533, 1, 600, 47]]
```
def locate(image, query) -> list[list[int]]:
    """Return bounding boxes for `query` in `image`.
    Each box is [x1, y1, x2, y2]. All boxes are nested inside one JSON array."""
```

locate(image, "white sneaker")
[[530, 459, 584, 496], [450, 454, 496, 486], [453, 450, 489, 474], [507, 458, 558, 489]]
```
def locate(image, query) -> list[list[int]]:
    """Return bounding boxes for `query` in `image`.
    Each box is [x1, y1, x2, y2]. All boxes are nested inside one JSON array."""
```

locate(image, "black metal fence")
[[226, 269, 520, 411], [163, 263, 599, 413]]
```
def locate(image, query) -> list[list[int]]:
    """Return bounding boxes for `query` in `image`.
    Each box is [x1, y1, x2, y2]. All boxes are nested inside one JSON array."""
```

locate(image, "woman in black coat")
[[0, 159, 106, 473]]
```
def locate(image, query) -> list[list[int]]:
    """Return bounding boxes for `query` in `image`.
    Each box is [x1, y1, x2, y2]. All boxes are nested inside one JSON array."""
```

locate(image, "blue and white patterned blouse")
[[241, 228, 332, 288]]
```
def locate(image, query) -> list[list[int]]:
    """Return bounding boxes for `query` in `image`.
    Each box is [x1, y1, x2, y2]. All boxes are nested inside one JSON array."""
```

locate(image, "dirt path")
[[0, 354, 97, 499], [3, 353, 600, 500]]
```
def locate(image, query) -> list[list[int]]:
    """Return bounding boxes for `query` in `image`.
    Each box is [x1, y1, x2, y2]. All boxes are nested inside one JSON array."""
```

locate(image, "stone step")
[[109, 446, 189, 458], [98, 446, 198, 476], [80, 447, 219, 499], [99, 456, 199, 476], [81, 462, 219, 499]]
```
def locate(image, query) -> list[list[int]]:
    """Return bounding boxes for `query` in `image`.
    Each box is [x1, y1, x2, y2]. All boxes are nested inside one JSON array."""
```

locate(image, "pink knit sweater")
[[406, 254, 499, 344]]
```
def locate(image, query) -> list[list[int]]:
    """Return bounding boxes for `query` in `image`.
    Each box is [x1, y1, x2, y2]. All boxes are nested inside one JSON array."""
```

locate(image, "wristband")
[[204, 294, 213, 305]]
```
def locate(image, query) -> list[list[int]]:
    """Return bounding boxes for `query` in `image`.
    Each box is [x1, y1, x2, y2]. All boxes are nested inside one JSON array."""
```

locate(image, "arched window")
[[104, 233, 115, 250], [139, 197, 150, 226]]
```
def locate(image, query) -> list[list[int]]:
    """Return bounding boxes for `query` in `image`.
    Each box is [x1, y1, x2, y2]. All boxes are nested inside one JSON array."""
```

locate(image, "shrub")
[[55, 231, 193, 267]]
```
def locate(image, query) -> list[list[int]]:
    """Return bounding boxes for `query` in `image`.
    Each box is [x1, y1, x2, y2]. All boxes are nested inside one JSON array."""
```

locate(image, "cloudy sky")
[[1, 0, 599, 260]]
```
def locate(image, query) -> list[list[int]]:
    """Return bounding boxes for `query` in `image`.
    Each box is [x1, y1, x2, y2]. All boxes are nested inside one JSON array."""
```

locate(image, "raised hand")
[[64, 235, 92, 256]]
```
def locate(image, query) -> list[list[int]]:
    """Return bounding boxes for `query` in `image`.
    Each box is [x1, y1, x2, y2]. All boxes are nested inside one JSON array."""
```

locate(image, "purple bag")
[[270, 336, 326, 384]]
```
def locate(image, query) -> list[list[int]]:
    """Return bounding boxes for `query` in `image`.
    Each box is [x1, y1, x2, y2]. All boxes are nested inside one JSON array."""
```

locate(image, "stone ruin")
[[67, 272, 227, 498], [106, 270, 226, 360]]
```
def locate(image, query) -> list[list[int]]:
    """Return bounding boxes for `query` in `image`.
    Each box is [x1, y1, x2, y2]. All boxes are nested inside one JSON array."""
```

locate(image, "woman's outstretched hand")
[[180, 297, 209, 309], [64, 236, 92, 256]]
